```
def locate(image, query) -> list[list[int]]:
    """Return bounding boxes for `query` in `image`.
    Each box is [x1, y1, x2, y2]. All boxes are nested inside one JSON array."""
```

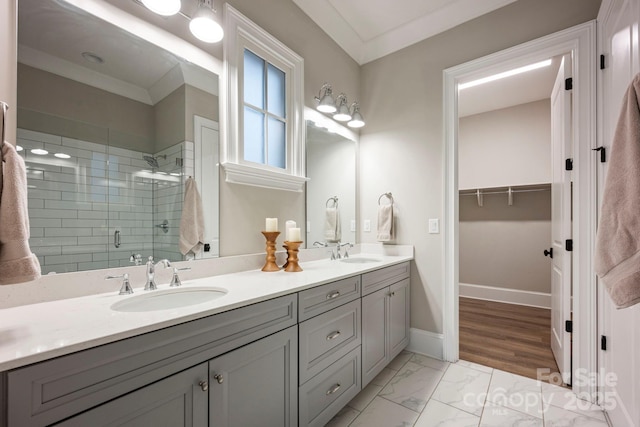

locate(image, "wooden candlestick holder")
[[282, 243, 290, 269], [261, 231, 281, 272], [283, 241, 303, 272]]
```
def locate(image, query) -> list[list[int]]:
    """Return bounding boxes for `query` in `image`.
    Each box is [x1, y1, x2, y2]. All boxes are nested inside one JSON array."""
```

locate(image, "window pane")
[[244, 107, 265, 164], [244, 49, 264, 109], [267, 64, 286, 118], [267, 117, 286, 169]]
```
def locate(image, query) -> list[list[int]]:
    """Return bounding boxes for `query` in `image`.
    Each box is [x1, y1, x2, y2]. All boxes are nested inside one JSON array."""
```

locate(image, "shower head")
[[143, 154, 167, 168]]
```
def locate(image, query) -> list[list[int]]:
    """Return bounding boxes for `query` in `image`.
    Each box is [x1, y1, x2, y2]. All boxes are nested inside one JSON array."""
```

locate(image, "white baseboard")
[[407, 328, 444, 360], [460, 282, 551, 309]]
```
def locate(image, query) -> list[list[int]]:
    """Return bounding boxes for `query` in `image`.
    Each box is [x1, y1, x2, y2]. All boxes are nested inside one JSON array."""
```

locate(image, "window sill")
[[222, 162, 308, 192]]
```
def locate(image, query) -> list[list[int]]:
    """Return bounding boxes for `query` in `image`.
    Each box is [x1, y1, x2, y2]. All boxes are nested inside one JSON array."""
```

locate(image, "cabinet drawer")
[[299, 347, 361, 427], [298, 276, 360, 321], [299, 299, 361, 385], [7, 294, 296, 427], [362, 261, 410, 296]]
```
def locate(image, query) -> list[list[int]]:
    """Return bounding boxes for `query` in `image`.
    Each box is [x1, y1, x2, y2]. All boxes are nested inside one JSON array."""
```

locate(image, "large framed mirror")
[[17, 0, 220, 274], [305, 108, 357, 248]]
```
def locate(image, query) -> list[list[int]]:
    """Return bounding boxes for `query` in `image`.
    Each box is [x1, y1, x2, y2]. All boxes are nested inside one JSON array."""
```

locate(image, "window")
[[222, 5, 307, 191]]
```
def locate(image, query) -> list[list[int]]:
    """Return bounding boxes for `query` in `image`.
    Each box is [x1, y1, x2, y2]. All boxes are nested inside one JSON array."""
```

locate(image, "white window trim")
[[221, 4, 307, 192]]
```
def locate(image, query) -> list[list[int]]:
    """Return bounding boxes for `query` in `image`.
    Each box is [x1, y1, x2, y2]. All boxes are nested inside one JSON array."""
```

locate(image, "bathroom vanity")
[[0, 255, 411, 427]]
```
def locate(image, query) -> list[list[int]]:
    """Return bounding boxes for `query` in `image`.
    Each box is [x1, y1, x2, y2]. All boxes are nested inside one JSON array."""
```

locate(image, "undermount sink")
[[340, 257, 381, 264], [111, 286, 227, 312]]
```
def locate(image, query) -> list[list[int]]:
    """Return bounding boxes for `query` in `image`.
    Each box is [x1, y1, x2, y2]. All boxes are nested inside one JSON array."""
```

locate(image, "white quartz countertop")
[[0, 254, 412, 372]]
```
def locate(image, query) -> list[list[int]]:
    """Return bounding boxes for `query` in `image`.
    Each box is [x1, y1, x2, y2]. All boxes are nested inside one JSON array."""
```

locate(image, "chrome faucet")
[[313, 241, 328, 248], [339, 242, 354, 259], [145, 256, 172, 290]]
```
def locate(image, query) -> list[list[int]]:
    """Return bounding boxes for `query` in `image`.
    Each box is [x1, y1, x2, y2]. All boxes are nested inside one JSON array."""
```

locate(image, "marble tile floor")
[[326, 351, 609, 427]]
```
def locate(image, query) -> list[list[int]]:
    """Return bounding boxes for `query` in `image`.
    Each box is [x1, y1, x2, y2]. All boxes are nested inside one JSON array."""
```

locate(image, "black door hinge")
[[565, 158, 573, 171], [593, 146, 606, 163], [565, 78, 573, 91], [600, 54, 606, 70], [565, 320, 573, 333], [601, 335, 607, 351], [565, 239, 573, 252]]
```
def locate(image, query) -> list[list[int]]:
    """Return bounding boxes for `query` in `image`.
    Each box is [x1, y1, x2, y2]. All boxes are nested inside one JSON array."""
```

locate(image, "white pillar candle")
[[285, 220, 296, 240], [265, 217, 278, 232], [289, 227, 301, 242]]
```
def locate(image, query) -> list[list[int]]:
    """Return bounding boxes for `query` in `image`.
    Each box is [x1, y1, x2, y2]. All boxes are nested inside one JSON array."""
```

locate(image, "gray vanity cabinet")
[[209, 326, 298, 427], [54, 363, 209, 427], [361, 263, 410, 387]]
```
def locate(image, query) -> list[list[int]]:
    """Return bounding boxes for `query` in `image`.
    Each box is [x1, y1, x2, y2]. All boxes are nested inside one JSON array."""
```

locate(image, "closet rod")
[[459, 188, 549, 196]]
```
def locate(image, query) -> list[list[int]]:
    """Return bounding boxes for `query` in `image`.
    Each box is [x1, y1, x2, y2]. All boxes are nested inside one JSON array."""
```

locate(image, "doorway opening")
[[442, 21, 598, 399]]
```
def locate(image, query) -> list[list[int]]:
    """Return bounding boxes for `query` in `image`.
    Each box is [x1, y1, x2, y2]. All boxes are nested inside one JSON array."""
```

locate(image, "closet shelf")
[[459, 183, 550, 207]]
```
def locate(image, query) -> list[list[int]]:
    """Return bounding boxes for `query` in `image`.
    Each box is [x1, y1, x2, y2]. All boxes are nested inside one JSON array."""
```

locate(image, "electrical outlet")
[[350, 219, 356, 232], [429, 218, 440, 234], [363, 219, 371, 232]]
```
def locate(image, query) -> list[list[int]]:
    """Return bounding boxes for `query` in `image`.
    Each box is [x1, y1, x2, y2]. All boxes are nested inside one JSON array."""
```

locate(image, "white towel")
[[377, 204, 394, 242], [179, 177, 205, 256], [595, 73, 640, 308], [324, 206, 341, 243], [0, 141, 41, 285]]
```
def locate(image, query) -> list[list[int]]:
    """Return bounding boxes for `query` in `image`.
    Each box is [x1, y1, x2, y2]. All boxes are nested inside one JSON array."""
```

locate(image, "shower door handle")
[[543, 248, 553, 258], [114, 230, 121, 248]]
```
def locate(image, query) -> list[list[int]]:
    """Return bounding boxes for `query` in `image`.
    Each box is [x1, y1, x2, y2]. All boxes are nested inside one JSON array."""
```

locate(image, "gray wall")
[[459, 100, 551, 190], [359, 0, 600, 334], [459, 191, 551, 293]]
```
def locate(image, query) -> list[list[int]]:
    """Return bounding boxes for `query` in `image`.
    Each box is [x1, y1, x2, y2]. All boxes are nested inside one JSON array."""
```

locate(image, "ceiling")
[[292, 0, 519, 65]]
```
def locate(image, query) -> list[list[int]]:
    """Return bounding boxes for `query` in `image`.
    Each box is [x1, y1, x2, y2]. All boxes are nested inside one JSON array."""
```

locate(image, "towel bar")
[[326, 196, 338, 208], [378, 192, 393, 205]]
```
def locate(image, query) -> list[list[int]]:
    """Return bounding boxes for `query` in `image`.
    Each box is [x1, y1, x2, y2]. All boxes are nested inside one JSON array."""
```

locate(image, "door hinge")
[[601, 335, 607, 351], [600, 54, 606, 70], [565, 320, 573, 333], [592, 146, 606, 163], [565, 158, 573, 171], [565, 77, 573, 91], [565, 239, 573, 252]]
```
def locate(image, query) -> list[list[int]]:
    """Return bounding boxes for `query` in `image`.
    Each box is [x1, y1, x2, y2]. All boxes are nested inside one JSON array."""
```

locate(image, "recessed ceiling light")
[[30, 148, 48, 155], [141, 0, 181, 16], [55, 153, 71, 159], [81, 52, 104, 64], [16, 145, 23, 151], [459, 59, 553, 90]]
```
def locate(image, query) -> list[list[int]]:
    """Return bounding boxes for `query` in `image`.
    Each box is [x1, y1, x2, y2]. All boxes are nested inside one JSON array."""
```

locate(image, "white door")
[[550, 54, 573, 385], [194, 116, 220, 259]]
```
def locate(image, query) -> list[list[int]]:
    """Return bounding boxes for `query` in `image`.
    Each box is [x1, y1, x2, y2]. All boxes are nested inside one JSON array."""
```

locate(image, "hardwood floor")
[[459, 297, 562, 383]]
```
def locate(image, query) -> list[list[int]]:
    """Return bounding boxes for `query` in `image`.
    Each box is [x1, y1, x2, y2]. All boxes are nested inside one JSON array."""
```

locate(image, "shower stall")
[[18, 124, 193, 274]]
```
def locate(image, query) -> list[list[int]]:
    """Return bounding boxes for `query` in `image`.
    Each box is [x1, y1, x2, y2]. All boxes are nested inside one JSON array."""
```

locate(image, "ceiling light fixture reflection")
[[30, 149, 48, 155], [55, 153, 71, 159], [81, 51, 104, 64], [459, 59, 553, 90], [189, 0, 224, 43], [141, 0, 181, 16], [16, 145, 23, 152]]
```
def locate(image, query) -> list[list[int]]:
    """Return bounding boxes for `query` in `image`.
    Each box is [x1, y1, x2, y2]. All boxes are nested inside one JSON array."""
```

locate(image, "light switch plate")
[[363, 219, 371, 232], [429, 218, 439, 234], [350, 219, 356, 232], [306, 221, 311, 233]]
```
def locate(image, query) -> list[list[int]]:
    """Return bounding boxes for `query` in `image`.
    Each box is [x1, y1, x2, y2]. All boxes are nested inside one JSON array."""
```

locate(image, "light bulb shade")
[[141, 0, 181, 16], [348, 104, 365, 128], [316, 85, 336, 113], [333, 94, 351, 121], [189, 1, 224, 43]]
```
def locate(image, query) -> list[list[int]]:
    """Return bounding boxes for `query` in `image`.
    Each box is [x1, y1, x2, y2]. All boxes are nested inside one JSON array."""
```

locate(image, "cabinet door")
[[361, 287, 388, 387], [209, 326, 298, 427], [55, 363, 208, 427], [388, 278, 410, 359]]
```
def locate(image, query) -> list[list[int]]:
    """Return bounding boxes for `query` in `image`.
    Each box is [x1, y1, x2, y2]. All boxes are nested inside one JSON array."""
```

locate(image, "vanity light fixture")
[[314, 83, 365, 128], [315, 83, 337, 113], [141, 0, 181, 16], [189, 0, 224, 43], [138, 0, 223, 43], [348, 103, 365, 128], [333, 94, 352, 122]]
